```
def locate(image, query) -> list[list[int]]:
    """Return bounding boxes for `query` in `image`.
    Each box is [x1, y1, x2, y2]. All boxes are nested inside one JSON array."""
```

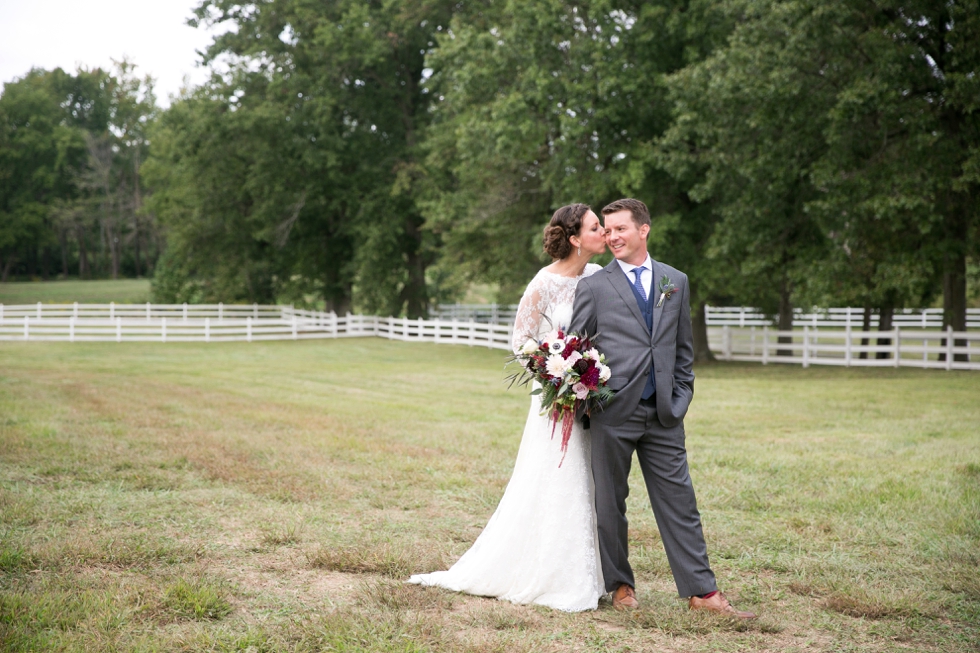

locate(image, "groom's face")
[[604, 210, 650, 266]]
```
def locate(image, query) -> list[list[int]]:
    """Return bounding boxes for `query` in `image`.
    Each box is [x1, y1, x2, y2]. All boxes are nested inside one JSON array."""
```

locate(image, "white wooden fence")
[[435, 303, 519, 324], [437, 303, 980, 329], [1, 303, 975, 370], [704, 306, 980, 329], [0, 303, 512, 349], [707, 326, 979, 371]]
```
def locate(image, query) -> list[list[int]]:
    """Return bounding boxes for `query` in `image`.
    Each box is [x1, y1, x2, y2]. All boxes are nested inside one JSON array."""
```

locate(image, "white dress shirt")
[[617, 256, 653, 300]]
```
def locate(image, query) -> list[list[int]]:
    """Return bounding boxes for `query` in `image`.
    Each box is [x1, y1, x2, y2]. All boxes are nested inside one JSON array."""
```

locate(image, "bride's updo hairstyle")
[[543, 203, 591, 260]]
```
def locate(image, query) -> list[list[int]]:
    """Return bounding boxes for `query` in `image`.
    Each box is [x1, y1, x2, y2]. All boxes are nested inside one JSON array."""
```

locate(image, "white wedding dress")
[[408, 264, 604, 611]]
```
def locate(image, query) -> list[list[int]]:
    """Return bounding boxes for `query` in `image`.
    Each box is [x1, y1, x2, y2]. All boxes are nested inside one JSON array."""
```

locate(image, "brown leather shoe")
[[612, 584, 639, 610], [689, 592, 756, 619]]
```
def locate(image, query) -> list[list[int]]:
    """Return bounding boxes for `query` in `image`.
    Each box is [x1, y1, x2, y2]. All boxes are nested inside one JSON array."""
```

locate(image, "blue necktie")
[[632, 266, 656, 400], [631, 267, 646, 301]]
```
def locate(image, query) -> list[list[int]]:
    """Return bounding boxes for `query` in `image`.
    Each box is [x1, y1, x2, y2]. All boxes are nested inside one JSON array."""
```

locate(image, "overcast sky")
[[0, 0, 223, 106]]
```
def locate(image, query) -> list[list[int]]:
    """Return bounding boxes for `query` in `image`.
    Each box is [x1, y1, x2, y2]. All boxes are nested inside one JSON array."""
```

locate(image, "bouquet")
[[508, 326, 615, 465]]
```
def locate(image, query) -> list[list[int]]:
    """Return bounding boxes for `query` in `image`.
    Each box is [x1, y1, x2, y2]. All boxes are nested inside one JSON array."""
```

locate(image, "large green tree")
[[657, 0, 980, 360], [421, 0, 735, 360], [149, 0, 483, 315], [0, 64, 159, 282]]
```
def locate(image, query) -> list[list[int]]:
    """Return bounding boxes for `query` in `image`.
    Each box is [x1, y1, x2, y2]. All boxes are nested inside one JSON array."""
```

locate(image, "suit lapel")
[[605, 261, 648, 332], [650, 259, 662, 340]]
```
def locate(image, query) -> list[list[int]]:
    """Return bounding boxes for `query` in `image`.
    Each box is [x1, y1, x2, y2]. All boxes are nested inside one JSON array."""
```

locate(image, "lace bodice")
[[511, 264, 603, 353]]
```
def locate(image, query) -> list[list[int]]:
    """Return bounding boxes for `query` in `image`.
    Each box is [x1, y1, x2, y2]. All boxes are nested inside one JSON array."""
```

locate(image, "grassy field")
[[0, 279, 151, 305], [0, 339, 977, 652]]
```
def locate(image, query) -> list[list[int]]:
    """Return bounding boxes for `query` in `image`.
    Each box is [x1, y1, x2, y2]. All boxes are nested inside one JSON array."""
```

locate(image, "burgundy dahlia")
[[580, 365, 600, 389]]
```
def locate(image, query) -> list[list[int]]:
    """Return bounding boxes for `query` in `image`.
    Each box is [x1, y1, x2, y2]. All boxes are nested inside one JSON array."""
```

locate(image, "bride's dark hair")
[[543, 203, 591, 260]]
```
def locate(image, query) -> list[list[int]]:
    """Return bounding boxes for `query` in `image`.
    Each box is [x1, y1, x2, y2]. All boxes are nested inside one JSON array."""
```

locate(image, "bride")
[[409, 203, 609, 611]]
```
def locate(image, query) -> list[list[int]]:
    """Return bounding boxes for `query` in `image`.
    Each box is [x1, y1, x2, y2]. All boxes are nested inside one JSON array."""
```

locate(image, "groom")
[[569, 198, 755, 618]]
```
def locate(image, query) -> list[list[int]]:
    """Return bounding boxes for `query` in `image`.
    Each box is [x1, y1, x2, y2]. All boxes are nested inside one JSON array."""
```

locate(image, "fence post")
[[116, 316, 122, 342], [205, 317, 211, 343], [845, 325, 852, 367], [23, 316, 28, 340], [762, 326, 769, 365], [145, 302, 151, 321], [73, 302, 78, 319], [183, 303, 188, 321], [894, 328, 901, 367], [110, 301, 115, 319], [218, 302, 224, 321], [247, 317, 252, 342], [0, 303, 4, 323], [722, 325, 731, 360], [292, 315, 298, 340], [945, 326, 953, 370], [802, 326, 809, 368], [253, 303, 258, 318], [69, 317, 75, 343], [162, 317, 167, 343]]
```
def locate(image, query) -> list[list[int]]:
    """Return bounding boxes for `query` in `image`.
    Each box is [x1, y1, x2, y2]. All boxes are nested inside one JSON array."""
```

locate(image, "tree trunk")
[[940, 242, 968, 362], [859, 304, 872, 359], [692, 300, 715, 362], [110, 222, 120, 280], [133, 218, 141, 277], [59, 229, 69, 278], [875, 303, 894, 360], [776, 276, 794, 356], [76, 225, 89, 279], [400, 216, 428, 319], [133, 150, 143, 277], [326, 295, 351, 315], [1, 254, 14, 282]]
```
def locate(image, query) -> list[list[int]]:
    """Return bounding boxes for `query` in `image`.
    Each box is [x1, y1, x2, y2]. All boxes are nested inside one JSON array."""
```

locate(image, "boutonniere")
[[657, 275, 677, 307]]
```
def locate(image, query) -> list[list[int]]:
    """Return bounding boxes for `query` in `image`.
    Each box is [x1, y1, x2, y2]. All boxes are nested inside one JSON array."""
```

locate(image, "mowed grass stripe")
[[0, 279, 151, 305], [0, 340, 977, 652]]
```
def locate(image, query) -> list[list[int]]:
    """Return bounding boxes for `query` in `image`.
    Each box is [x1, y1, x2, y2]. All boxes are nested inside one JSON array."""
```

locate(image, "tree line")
[[0, 62, 160, 282], [2, 1, 977, 347]]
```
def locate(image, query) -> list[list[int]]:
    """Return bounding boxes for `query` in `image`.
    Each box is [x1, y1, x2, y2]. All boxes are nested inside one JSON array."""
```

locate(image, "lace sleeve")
[[511, 274, 550, 354]]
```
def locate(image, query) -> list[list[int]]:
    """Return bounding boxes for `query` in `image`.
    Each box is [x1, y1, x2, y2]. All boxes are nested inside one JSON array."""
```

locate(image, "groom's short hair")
[[602, 198, 650, 228]]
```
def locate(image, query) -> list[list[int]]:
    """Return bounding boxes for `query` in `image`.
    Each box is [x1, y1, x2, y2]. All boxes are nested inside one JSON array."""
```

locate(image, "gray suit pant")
[[591, 401, 717, 597]]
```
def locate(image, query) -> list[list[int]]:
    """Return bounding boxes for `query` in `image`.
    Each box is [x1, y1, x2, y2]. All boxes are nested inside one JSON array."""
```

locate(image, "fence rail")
[[704, 306, 980, 329], [1, 303, 975, 370], [707, 326, 978, 371], [0, 306, 513, 350], [436, 303, 980, 329]]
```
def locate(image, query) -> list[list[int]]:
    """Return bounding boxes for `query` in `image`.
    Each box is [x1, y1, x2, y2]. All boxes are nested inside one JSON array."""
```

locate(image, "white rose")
[[522, 339, 539, 355]]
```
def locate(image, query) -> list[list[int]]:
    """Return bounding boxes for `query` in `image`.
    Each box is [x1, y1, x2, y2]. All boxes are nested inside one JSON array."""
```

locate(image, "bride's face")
[[574, 211, 607, 257]]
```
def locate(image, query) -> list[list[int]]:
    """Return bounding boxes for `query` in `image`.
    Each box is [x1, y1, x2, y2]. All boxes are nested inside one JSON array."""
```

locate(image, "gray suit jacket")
[[569, 259, 695, 427]]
